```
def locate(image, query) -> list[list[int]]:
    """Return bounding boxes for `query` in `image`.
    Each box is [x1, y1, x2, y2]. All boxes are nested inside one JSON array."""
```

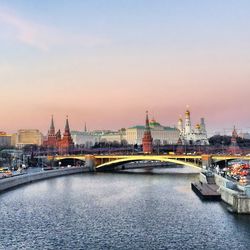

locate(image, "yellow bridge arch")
[[48, 154, 250, 171], [95, 155, 201, 170]]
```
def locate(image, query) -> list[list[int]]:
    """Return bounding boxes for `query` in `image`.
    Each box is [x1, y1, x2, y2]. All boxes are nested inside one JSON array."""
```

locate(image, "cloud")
[[0, 7, 110, 51], [0, 8, 49, 51]]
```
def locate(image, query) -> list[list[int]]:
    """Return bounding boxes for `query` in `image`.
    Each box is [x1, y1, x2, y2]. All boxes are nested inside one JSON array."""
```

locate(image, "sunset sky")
[[0, 0, 250, 135]]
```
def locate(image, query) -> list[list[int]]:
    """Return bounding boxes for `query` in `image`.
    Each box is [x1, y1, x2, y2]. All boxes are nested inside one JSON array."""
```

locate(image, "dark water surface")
[[1, 171, 250, 250]]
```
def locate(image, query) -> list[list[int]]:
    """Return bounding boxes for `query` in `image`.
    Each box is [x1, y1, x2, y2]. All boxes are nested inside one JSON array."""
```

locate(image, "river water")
[[1, 169, 250, 250]]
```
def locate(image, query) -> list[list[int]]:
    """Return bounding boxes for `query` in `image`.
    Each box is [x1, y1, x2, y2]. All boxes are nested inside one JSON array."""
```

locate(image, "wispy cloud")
[[0, 8, 49, 50], [0, 7, 110, 51]]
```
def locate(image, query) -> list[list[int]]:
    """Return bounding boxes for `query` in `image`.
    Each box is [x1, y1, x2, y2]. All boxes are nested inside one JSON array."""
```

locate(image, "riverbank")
[[0, 167, 89, 193], [198, 172, 250, 214]]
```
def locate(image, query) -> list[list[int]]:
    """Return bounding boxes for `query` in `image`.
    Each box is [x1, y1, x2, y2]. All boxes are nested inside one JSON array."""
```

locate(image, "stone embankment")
[[198, 172, 250, 214], [214, 174, 250, 214], [0, 167, 89, 193]]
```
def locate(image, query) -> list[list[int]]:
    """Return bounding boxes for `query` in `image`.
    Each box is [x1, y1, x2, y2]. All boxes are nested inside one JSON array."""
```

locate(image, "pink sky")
[[1, 2, 250, 136]]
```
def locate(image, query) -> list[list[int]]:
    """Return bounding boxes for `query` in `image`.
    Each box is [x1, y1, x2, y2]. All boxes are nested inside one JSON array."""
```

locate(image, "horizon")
[[1, 1, 250, 135]]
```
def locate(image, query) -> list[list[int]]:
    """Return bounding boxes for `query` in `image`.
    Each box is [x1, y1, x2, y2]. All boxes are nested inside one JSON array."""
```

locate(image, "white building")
[[126, 119, 179, 145], [71, 131, 97, 148], [100, 129, 127, 144], [177, 109, 209, 145]]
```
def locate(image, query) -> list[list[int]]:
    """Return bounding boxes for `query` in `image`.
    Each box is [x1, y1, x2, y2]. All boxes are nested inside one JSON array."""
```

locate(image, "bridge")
[[48, 154, 250, 171]]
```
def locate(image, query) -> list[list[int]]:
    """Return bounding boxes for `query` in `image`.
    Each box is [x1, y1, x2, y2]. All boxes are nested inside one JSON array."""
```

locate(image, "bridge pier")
[[85, 155, 96, 172], [201, 155, 212, 170]]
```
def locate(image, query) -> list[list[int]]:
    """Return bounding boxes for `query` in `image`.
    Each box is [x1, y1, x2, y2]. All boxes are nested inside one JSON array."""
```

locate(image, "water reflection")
[[0, 171, 250, 249]]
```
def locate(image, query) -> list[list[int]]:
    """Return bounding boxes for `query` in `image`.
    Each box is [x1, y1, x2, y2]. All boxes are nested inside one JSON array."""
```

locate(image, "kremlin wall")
[[0, 108, 209, 149]]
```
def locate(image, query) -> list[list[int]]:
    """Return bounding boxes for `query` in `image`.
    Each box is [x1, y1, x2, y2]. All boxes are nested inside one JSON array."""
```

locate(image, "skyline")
[[1, 1, 250, 134]]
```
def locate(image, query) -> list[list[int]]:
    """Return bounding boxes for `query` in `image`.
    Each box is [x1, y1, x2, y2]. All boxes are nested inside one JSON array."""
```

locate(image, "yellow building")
[[15, 129, 43, 148]]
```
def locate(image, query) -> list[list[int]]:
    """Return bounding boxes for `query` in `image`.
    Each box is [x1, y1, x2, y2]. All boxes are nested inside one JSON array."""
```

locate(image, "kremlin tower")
[[142, 111, 153, 154], [43, 116, 74, 153], [43, 115, 59, 147], [59, 116, 74, 153], [228, 126, 241, 154]]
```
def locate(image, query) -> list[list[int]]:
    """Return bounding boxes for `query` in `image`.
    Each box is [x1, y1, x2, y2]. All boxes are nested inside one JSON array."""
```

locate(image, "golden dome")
[[196, 124, 201, 129], [185, 110, 190, 116]]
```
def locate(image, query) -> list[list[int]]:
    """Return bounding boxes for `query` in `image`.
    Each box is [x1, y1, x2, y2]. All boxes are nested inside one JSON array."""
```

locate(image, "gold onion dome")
[[185, 110, 190, 116], [196, 124, 201, 129]]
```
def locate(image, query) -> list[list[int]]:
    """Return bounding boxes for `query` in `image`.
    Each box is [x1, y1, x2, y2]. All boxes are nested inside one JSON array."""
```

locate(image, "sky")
[[0, 0, 250, 135]]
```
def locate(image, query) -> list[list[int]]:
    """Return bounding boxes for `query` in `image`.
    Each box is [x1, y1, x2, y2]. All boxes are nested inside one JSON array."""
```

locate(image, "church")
[[177, 108, 209, 145]]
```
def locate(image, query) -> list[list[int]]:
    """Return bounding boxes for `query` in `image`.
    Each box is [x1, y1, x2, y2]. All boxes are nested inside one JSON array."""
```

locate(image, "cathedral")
[[177, 108, 209, 145], [43, 116, 74, 153]]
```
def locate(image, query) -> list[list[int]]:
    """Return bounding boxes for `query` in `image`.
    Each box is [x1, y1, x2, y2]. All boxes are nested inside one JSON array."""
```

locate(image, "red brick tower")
[[142, 111, 153, 154], [228, 126, 241, 154], [59, 116, 74, 153], [43, 115, 58, 147]]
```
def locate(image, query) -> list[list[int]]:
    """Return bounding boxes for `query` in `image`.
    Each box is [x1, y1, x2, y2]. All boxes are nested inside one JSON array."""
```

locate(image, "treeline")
[[209, 135, 250, 147]]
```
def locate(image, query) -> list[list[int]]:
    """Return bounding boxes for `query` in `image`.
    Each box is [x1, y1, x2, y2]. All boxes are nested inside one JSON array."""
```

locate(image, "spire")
[[64, 116, 70, 134], [142, 111, 153, 154], [49, 115, 55, 135], [145, 111, 150, 130], [232, 126, 238, 142], [60, 116, 74, 153], [84, 122, 87, 132]]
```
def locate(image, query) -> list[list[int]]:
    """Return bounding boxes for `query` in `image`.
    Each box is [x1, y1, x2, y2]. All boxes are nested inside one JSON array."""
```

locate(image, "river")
[[1, 169, 250, 249]]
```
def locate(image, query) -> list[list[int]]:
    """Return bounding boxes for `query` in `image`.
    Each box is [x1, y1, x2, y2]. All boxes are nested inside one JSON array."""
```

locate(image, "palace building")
[[126, 118, 179, 145]]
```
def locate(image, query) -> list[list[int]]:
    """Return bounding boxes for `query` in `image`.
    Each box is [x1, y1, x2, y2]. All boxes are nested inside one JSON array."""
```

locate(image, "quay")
[[0, 167, 88, 193], [194, 171, 250, 214]]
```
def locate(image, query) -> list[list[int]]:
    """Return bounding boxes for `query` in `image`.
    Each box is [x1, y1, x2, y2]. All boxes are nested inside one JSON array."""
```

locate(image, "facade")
[[15, 129, 43, 148], [71, 131, 96, 148], [100, 129, 127, 144], [177, 109, 209, 145], [142, 111, 153, 153], [0, 132, 12, 147], [126, 120, 179, 145]]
